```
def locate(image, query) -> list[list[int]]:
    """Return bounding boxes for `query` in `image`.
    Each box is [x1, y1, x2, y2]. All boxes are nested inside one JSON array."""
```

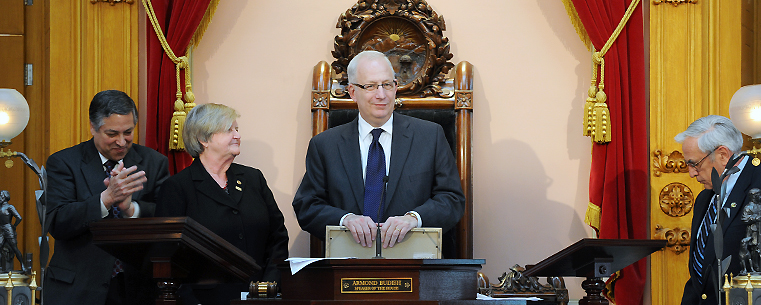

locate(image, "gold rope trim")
[[143, 0, 214, 151], [584, 201, 601, 233], [562, 0, 592, 52], [574, 0, 642, 144]]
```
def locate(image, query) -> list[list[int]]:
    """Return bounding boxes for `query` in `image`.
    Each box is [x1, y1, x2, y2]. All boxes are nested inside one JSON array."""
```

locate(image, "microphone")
[[374, 175, 389, 259]]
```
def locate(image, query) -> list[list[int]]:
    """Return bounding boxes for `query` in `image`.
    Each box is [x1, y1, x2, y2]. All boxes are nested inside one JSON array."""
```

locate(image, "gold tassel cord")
[[567, 0, 642, 144], [143, 0, 213, 151]]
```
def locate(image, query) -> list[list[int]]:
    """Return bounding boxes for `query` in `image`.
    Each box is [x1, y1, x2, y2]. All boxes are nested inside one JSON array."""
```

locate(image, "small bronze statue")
[[741, 188, 761, 274], [0, 190, 26, 273]]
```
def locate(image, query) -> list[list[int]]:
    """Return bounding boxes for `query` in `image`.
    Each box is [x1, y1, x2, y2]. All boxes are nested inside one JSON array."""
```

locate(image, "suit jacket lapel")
[[189, 159, 239, 210], [81, 139, 108, 197], [337, 118, 364, 213], [722, 161, 755, 232], [385, 114, 412, 214]]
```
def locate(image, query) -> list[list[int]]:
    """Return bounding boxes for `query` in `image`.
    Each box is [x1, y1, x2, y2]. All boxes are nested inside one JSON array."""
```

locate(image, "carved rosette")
[[90, 0, 134, 5], [455, 90, 472, 109], [654, 225, 690, 255], [653, 0, 697, 6], [652, 150, 689, 177], [659, 182, 694, 217], [332, 0, 454, 97], [312, 91, 330, 110]]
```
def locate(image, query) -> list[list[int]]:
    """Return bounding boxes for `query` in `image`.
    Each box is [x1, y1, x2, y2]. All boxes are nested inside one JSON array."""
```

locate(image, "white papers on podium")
[[325, 225, 442, 259], [285, 257, 356, 275]]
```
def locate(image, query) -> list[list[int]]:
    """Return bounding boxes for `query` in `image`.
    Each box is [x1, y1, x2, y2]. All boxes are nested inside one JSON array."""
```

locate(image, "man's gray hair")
[[674, 115, 744, 156], [183, 103, 240, 158], [347, 50, 395, 84]]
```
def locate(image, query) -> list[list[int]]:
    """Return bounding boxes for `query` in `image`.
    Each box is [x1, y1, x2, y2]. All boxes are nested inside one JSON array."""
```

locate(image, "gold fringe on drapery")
[[563, 0, 641, 144], [142, 0, 220, 150]]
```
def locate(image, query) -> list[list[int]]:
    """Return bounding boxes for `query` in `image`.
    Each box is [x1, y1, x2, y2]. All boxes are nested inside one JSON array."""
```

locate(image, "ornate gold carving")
[[455, 90, 473, 109], [652, 150, 688, 177], [653, 0, 697, 6], [90, 0, 134, 5], [312, 91, 330, 109], [332, 0, 454, 97], [659, 182, 694, 217], [654, 225, 690, 255]]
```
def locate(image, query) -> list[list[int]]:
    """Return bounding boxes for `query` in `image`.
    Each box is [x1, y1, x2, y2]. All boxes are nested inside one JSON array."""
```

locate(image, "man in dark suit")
[[43, 90, 169, 305], [293, 50, 465, 249], [676, 115, 761, 305]]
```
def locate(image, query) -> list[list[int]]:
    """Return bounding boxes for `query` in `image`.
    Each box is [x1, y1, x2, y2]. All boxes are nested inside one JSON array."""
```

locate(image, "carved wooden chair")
[[309, 0, 473, 259]]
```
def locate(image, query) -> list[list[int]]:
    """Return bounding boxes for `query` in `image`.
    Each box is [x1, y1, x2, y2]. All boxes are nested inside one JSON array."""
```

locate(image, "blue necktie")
[[692, 196, 718, 284], [363, 128, 386, 222]]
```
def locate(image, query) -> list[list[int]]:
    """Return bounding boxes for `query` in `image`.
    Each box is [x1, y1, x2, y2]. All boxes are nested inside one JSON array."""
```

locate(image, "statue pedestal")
[[0, 271, 34, 305]]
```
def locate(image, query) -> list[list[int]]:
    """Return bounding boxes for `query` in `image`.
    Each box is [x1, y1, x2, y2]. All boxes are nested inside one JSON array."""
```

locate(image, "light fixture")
[[0, 89, 30, 148], [729, 84, 761, 166], [0, 88, 47, 284]]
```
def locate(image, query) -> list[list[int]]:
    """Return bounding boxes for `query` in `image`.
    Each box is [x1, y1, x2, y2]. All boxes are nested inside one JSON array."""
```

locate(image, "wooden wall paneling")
[[649, 1, 743, 305], [23, 0, 51, 278], [83, 2, 140, 141], [0, 0, 28, 273], [49, 1, 83, 154], [649, 2, 705, 305]]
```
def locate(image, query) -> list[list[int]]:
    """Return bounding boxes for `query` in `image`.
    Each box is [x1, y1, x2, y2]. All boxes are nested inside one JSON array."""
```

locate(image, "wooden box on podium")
[[325, 225, 442, 259]]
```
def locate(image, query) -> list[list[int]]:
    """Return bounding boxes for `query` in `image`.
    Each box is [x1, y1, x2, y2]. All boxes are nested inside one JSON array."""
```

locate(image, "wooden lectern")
[[91, 217, 260, 304], [523, 238, 666, 305]]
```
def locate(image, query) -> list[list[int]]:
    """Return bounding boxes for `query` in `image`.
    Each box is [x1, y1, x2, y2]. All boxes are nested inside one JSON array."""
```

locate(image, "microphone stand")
[[712, 154, 744, 304], [374, 176, 389, 259]]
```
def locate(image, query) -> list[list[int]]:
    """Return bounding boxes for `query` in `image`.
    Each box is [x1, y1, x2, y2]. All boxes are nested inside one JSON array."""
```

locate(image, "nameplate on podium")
[[325, 225, 442, 259]]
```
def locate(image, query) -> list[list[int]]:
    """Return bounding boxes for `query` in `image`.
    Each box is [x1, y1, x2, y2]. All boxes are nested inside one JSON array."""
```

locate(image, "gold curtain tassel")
[[591, 88, 611, 144], [168, 99, 186, 150], [583, 85, 597, 136]]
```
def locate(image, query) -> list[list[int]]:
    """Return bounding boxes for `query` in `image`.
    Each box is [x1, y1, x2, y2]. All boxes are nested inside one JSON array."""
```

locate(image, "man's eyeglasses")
[[352, 80, 397, 92], [686, 147, 718, 170]]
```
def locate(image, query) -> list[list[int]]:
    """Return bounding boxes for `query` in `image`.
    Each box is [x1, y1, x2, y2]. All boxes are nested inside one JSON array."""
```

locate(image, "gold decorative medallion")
[[659, 183, 694, 217], [4, 160, 12, 168], [753, 157, 760, 167]]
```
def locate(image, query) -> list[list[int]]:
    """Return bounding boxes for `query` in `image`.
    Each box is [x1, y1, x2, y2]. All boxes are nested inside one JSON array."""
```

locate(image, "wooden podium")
[[233, 259, 560, 305], [523, 238, 666, 305], [91, 217, 260, 304]]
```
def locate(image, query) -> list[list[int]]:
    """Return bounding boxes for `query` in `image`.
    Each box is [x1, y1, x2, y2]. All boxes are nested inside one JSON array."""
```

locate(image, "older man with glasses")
[[676, 115, 761, 305], [293, 50, 465, 254]]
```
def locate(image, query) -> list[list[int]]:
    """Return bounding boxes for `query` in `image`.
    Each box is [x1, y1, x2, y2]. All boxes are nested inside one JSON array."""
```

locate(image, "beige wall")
[[189, 1, 595, 299]]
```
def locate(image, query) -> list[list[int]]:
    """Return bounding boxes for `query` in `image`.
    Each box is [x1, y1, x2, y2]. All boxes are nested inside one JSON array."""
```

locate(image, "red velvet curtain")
[[146, 0, 212, 174], [571, 0, 648, 304]]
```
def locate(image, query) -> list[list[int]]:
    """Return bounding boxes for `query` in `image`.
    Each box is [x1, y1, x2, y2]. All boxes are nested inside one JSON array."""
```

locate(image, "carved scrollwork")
[[654, 225, 690, 255], [653, 0, 697, 6], [455, 90, 472, 109], [312, 91, 330, 109], [90, 0, 134, 5], [659, 182, 694, 217], [652, 150, 688, 177], [332, 0, 454, 97]]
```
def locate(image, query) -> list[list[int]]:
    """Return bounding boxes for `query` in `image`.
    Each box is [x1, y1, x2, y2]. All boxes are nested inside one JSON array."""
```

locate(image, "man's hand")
[[343, 214, 377, 247], [380, 214, 417, 248], [101, 162, 146, 209]]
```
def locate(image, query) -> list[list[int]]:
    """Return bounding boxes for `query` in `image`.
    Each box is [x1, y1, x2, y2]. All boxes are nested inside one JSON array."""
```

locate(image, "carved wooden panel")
[[654, 225, 690, 255], [658, 183, 694, 217], [331, 0, 454, 97], [652, 150, 688, 177]]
